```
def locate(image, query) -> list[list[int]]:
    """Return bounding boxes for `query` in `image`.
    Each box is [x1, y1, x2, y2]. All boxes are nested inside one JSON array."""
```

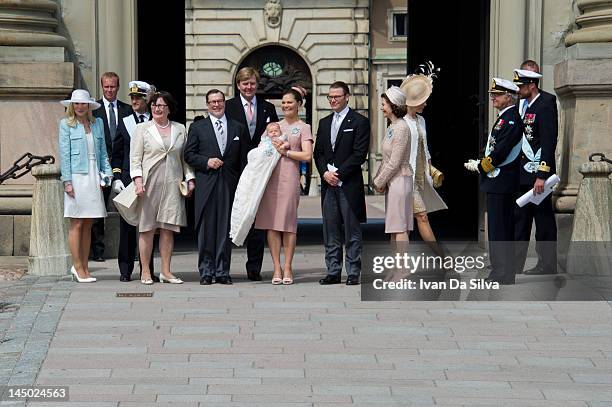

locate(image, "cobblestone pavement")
[[1, 249, 612, 406]]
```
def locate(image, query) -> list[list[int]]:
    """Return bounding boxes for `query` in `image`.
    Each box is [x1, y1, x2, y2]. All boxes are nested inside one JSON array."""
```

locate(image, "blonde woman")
[[59, 89, 113, 283]]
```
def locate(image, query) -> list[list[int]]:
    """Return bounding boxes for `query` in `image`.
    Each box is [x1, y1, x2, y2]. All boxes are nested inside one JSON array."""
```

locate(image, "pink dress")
[[255, 119, 313, 233]]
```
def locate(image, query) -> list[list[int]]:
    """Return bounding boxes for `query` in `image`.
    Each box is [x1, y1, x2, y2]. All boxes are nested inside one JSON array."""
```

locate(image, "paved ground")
[[1, 244, 612, 406]]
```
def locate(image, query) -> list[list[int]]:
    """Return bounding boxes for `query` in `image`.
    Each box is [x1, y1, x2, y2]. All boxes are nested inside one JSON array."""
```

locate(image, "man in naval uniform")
[[465, 78, 523, 284], [111, 80, 156, 282], [513, 63, 558, 275]]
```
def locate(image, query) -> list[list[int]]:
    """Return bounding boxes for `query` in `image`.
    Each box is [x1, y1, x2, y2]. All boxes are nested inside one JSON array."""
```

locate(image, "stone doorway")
[[237, 45, 314, 194]]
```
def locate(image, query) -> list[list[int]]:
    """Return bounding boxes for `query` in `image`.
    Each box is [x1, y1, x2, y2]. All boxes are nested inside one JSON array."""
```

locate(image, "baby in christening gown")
[[230, 122, 288, 246]]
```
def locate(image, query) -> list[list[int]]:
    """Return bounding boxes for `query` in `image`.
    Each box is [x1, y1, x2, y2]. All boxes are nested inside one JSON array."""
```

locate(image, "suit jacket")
[[313, 108, 370, 223], [479, 106, 523, 194], [112, 113, 149, 185], [93, 98, 133, 155], [184, 115, 250, 228], [519, 90, 558, 185], [225, 95, 279, 149]]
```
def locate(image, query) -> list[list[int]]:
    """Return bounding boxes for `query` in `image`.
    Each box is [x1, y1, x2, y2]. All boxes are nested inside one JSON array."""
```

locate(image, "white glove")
[[464, 159, 480, 173], [112, 179, 125, 194]]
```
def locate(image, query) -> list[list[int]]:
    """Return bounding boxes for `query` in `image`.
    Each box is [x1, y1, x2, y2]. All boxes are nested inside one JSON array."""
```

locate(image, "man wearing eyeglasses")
[[184, 89, 250, 285], [225, 67, 279, 281], [314, 81, 371, 286], [91, 72, 133, 262]]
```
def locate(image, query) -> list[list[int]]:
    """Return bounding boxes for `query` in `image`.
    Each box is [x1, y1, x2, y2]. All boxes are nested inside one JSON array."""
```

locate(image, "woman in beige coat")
[[131, 91, 195, 284], [372, 86, 412, 242], [401, 65, 447, 255]]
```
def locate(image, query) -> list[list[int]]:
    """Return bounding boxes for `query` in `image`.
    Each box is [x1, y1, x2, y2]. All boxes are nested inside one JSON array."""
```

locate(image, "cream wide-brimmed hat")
[[60, 89, 101, 110], [400, 60, 440, 107], [400, 74, 433, 107]]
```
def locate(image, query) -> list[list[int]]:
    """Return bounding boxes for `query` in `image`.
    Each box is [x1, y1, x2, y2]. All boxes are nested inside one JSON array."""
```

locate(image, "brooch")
[[291, 127, 299, 135]]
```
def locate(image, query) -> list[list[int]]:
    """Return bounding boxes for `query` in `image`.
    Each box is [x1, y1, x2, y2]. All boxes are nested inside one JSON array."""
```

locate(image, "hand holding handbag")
[[429, 164, 444, 188]]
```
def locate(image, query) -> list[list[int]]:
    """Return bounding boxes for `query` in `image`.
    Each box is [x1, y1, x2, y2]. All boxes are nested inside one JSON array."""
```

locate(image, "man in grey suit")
[[184, 89, 249, 285], [314, 81, 371, 285]]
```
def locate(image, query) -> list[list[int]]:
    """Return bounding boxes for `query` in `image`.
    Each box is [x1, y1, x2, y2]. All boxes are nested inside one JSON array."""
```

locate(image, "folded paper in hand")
[[327, 164, 342, 187], [516, 174, 560, 208]]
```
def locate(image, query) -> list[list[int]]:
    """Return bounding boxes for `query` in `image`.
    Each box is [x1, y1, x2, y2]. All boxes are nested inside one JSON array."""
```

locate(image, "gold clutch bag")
[[179, 181, 189, 197], [429, 164, 444, 188]]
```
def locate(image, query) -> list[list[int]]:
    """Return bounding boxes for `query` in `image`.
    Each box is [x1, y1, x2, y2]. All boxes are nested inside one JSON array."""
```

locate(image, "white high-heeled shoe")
[[70, 266, 96, 283], [159, 274, 183, 284]]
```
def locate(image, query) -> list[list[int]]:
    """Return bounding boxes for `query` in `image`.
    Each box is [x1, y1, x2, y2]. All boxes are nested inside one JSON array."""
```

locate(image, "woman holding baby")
[[255, 87, 313, 285]]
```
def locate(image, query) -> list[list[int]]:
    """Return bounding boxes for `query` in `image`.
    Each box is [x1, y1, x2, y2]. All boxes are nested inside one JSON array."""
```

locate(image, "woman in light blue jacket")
[[59, 89, 112, 283]]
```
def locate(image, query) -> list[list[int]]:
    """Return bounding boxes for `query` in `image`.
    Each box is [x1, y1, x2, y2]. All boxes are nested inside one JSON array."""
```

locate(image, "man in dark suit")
[[111, 80, 156, 282], [184, 89, 249, 285], [314, 81, 370, 286], [91, 72, 133, 261], [513, 60, 558, 275], [224, 67, 279, 281], [465, 78, 524, 284]]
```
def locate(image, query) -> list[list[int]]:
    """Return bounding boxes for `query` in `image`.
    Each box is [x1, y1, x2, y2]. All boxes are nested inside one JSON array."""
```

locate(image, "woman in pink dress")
[[255, 87, 313, 285]]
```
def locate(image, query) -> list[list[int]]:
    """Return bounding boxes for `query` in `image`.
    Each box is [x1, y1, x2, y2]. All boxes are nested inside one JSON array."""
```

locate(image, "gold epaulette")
[[538, 161, 550, 172], [112, 168, 122, 174], [480, 156, 494, 173]]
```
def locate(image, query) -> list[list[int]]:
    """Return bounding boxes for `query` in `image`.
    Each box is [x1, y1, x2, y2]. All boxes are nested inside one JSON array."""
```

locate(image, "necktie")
[[521, 99, 529, 118], [108, 102, 117, 141], [246, 102, 254, 122], [216, 119, 225, 154], [330, 113, 341, 151], [139, 114, 146, 123]]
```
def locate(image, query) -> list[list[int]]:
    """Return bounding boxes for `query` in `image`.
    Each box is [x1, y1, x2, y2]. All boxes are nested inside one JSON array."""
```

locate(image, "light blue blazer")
[[58, 117, 112, 182]]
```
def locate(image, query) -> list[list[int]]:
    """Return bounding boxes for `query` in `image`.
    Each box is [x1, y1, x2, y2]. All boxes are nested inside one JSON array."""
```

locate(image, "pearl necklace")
[[155, 120, 170, 129]]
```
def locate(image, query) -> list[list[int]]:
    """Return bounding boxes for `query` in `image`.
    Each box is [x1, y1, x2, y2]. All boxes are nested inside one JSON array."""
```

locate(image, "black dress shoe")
[[200, 276, 213, 285], [215, 276, 233, 285], [319, 275, 341, 285], [247, 271, 262, 281], [92, 256, 105, 262], [346, 276, 360, 286], [119, 275, 131, 282], [524, 265, 556, 275]]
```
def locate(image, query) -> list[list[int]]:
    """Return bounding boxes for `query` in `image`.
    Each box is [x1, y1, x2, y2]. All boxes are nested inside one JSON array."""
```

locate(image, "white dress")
[[63, 131, 107, 218]]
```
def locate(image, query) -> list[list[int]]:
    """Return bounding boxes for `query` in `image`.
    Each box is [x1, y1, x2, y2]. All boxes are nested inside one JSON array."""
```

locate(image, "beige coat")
[[373, 118, 412, 189], [113, 121, 194, 226], [404, 114, 447, 213]]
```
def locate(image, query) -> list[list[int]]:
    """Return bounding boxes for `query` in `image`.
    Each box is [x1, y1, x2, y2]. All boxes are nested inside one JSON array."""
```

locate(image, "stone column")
[[554, 0, 612, 213], [28, 164, 70, 276], [0, 0, 73, 186], [566, 160, 612, 275]]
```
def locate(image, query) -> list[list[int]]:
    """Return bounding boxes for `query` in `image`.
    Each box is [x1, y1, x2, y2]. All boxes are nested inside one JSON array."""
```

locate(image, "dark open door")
[[407, 0, 490, 240]]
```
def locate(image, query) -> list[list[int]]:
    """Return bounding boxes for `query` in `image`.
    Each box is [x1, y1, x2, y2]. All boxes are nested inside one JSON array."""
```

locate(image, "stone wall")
[[185, 0, 370, 128]]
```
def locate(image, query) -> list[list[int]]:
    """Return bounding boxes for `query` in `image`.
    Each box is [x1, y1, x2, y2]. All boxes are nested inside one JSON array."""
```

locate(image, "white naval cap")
[[489, 77, 519, 94], [128, 80, 151, 97], [513, 69, 543, 85]]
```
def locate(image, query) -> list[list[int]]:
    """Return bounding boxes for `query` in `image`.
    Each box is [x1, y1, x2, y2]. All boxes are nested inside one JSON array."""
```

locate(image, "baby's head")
[[266, 122, 281, 137]]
